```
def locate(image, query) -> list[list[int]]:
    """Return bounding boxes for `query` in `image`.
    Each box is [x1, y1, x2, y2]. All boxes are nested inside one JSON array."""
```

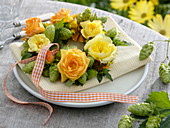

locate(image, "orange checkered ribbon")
[[3, 43, 139, 125]]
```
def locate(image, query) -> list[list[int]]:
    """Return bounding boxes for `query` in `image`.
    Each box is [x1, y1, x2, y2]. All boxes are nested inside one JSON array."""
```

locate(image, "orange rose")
[[50, 8, 73, 23], [57, 48, 90, 82], [22, 17, 45, 38]]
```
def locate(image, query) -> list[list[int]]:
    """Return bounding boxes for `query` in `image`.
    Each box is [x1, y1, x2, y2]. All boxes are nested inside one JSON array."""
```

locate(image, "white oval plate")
[[13, 64, 149, 108]]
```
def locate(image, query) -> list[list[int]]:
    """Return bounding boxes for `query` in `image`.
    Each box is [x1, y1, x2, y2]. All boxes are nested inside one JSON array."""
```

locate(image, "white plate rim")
[[13, 64, 149, 108]]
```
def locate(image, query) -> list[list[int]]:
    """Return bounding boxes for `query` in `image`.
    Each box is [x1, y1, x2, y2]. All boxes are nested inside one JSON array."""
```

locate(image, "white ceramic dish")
[[13, 64, 149, 108]]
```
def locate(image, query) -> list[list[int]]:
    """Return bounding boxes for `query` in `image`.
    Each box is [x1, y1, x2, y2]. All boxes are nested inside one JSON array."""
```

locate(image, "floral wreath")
[[21, 8, 131, 87]]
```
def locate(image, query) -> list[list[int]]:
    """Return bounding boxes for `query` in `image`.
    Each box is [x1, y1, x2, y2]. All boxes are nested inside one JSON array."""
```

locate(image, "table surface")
[[0, 0, 170, 128]]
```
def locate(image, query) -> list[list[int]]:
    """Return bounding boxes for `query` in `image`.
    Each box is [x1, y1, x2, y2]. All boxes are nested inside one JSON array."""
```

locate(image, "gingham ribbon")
[[4, 43, 139, 125], [3, 57, 52, 125]]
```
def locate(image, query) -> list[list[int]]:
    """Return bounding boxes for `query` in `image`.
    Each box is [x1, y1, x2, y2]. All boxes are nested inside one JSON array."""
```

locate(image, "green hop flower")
[[146, 116, 161, 128], [22, 61, 35, 74], [59, 27, 73, 40], [128, 103, 154, 116], [49, 64, 60, 82], [118, 115, 134, 128]]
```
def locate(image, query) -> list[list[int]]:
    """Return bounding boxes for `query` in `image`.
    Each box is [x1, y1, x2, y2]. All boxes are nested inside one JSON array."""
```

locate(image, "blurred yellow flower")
[[28, 34, 50, 53], [84, 34, 117, 63], [110, 0, 137, 11], [148, 14, 170, 38], [150, 0, 159, 5], [128, 0, 154, 23], [80, 20, 103, 39]]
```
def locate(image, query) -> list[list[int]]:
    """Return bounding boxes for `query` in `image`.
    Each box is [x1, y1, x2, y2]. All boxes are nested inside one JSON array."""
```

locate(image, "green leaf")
[[159, 109, 170, 118], [73, 80, 81, 86], [139, 120, 147, 128], [145, 91, 170, 110], [87, 56, 94, 67], [54, 19, 64, 29], [62, 45, 77, 50], [160, 115, 170, 128], [21, 48, 29, 57], [113, 39, 132, 46], [97, 16, 108, 23], [66, 79, 74, 87], [105, 28, 117, 40], [97, 74, 103, 83], [53, 28, 62, 43], [99, 69, 109, 75], [21, 53, 33, 60], [22, 41, 29, 48], [106, 73, 113, 81], [130, 114, 148, 120], [102, 69, 110, 74], [50, 45, 59, 51]]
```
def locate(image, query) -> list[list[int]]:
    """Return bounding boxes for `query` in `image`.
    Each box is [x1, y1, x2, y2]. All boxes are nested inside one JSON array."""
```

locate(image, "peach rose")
[[50, 8, 73, 23], [22, 17, 45, 37], [57, 48, 90, 82]]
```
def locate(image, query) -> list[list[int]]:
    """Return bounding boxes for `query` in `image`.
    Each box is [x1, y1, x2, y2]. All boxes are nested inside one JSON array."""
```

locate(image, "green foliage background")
[[55, 0, 112, 11]]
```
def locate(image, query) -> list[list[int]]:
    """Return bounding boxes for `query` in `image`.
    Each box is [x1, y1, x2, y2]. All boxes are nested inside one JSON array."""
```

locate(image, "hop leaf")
[[145, 91, 170, 110], [128, 103, 154, 116]]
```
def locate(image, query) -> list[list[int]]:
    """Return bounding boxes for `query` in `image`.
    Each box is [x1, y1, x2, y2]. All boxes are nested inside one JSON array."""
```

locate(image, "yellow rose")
[[57, 48, 90, 82], [80, 20, 103, 39], [28, 34, 50, 53], [84, 34, 117, 63]]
